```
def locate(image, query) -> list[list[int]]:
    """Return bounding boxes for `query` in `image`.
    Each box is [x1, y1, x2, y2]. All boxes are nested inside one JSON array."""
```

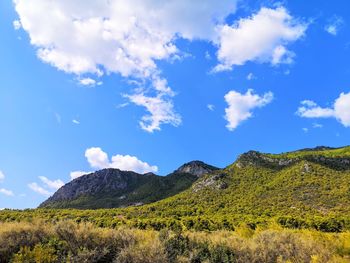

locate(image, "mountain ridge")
[[40, 161, 219, 209], [40, 145, 350, 221]]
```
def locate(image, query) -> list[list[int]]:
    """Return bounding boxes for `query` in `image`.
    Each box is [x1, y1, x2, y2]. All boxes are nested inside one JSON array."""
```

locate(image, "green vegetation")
[[1, 220, 350, 262], [266, 146, 350, 159], [2, 147, 350, 233], [2, 146, 350, 261]]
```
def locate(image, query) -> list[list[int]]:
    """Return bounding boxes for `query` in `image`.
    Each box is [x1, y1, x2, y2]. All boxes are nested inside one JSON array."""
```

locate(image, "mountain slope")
[[40, 161, 219, 209], [119, 146, 350, 231]]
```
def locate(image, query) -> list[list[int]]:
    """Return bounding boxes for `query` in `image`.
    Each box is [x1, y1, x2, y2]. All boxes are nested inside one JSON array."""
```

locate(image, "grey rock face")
[[175, 161, 219, 177], [40, 169, 145, 206], [40, 160, 218, 209], [192, 173, 227, 192]]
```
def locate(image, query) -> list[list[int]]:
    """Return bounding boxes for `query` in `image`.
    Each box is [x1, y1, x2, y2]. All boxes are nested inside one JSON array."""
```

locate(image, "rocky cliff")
[[40, 161, 219, 209]]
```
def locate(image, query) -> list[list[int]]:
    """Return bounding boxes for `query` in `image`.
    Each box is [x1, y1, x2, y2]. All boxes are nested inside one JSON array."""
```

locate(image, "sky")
[[1, 0, 350, 209]]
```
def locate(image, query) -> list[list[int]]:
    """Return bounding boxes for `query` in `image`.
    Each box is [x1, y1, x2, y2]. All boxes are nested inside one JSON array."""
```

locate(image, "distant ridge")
[[40, 161, 218, 209], [40, 145, 350, 228]]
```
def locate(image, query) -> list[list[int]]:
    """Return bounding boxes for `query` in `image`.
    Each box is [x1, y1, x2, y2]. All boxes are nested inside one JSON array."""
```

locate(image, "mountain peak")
[[175, 161, 219, 177]]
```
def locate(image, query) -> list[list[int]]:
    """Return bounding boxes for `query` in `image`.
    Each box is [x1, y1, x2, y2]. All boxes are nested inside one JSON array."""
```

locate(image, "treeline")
[[1, 220, 350, 263], [0, 209, 349, 233]]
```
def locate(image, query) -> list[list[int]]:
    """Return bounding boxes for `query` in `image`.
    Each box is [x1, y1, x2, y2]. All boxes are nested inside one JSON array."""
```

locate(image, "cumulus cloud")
[[325, 16, 344, 36], [85, 147, 110, 169], [214, 7, 307, 71], [14, 2, 307, 131], [28, 182, 51, 196], [224, 89, 273, 131], [71, 147, 158, 179], [13, 0, 239, 132], [39, 176, 64, 190], [0, 188, 14, 196], [297, 92, 350, 127], [84, 147, 158, 173]]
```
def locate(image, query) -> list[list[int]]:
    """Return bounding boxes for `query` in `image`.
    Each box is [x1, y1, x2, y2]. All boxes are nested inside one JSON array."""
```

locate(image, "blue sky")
[[1, 0, 350, 209]]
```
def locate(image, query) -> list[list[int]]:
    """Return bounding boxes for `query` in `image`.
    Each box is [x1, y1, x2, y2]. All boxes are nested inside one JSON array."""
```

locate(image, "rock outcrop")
[[175, 161, 219, 177], [40, 160, 219, 209]]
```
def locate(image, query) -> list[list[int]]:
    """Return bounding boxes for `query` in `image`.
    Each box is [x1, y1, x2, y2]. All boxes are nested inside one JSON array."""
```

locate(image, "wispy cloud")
[[207, 104, 215, 111], [0, 171, 4, 182], [0, 188, 14, 196], [28, 182, 51, 196], [325, 16, 344, 36], [39, 176, 64, 190]]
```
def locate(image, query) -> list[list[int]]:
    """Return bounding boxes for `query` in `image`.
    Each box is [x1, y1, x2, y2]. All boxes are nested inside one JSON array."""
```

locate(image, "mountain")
[[39, 146, 350, 231], [119, 146, 350, 231], [39, 161, 219, 209]]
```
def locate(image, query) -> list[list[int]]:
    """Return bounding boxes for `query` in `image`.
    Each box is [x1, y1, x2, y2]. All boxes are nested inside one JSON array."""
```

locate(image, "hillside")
[[39, 161, 219, 209], [119, 146, 350, 231], [9, 145, 350, 232]]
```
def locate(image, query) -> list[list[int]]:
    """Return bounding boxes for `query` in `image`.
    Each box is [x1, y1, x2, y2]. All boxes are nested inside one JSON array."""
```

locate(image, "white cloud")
[[0, 188, 14, 196], [297, 92, 350, 127], [72, 119, 80, 125], [83, 147, 158, 173], [0, 171, 4, 182], [14, 2, 307, 132], [325, 16, 344, 36], [297, 100, 334, 118], [207, 104, 215, 111], [28, 182, 51, 196], [28, 176, 64, 196], [126, 92, 181, 132], [116, 102, 129, 109], [247, 73, 256, 80], [334, 92, 350, 126], [79, 78, 101, 86], [0, 171, 14, 196], [13, 20, 21, 30], [70, 171, 90, 180], [14, 0, 239, 132], [39, 176, 64, 190], [313, 123, 323, 128], [110, 154, 158, 174], [302, 128, 308, 133], [85, 147, 110, 169], [214, 7, 307, 71], [224, 89, 273, 131], [205, 51, 211, 60]]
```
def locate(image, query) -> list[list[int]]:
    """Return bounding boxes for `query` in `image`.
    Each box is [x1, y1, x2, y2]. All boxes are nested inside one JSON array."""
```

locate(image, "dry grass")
[[0, 220, 349, 262]]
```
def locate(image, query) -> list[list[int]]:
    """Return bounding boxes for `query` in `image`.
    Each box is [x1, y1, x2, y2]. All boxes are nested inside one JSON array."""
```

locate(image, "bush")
[[0, 220, 348, 263]]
